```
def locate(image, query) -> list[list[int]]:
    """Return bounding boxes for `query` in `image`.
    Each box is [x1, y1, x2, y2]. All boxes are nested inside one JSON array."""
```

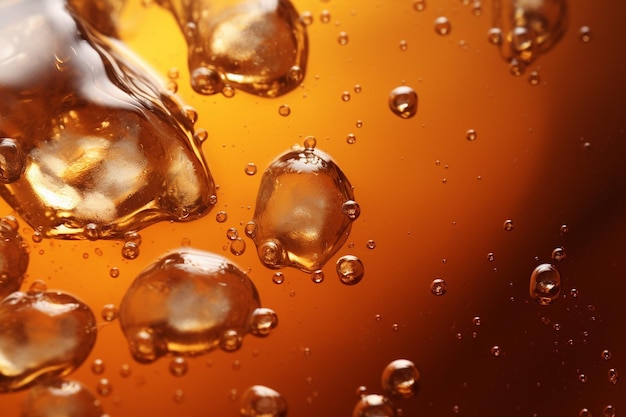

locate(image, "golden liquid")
[[2, 0, 626, 416]]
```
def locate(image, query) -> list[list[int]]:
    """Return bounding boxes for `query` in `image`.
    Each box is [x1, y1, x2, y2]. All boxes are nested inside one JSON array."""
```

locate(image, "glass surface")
[[1, 1, 625, 416]]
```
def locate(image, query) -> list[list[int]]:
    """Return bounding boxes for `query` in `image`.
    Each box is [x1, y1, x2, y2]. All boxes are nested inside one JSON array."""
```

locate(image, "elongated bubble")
[[491, 0, 567, 75], [251, 146, 358, 272], [156, 0, 308, 97], [0, 0, 216, 239], [0, 291, 97, 393], [118, 248, 277, 363]]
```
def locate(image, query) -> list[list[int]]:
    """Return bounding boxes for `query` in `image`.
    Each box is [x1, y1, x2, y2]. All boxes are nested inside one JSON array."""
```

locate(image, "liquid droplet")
[[434, 16, 451, 35], [608, 368, 619, 384], [342, 91, 352, 102], [529, 263, 561, 305], [602, 349, 612, 360], [119, 249, 274, 362], [0, 291, 97, 392], [388, 86, 418, 119], [381, 359, 421, 399], [162, 0, 308, 97], [22, 379, 103, 417], [336, 255, 365, 285], [251, 147, 357, 272], [230, 238, 247, 256], [109, 267, 120, 278], [528, 70, 541, 85], [346, 134, 357, 145], [399, 40, 408, 51], [353, 394, 396, 417], [603, 405, 616, 417], [240, 385, 287, 417], [430, 278, 447, 296]]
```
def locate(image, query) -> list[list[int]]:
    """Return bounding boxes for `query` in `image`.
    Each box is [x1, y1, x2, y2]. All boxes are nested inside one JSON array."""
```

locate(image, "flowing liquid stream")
[[1, 1, 626, 416]]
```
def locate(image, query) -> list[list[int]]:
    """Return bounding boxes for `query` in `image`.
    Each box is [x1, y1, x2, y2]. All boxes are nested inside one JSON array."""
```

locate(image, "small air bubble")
[[528, 70, 541, 86], [430, 278, 447, 296], [101, 304, 119, 322], [91, 359, 105, 375], [346, 133, 357, 145], [272, 272, 284, 285], [503, 219, 514, 231], [366, 240, 376, 249], [551, 246, 566, 261], [434, 16, 451, 35], [466, 129, 477, 141], [490, 345, 501, 357], [399, 40, 408, 51], [216, 211, 228, 223], [413, 0, 426, 11], [341, 91, 351, 102], [278, 104, 291, 117], [230, 238, 246, 256], [96, 378, 112, 397], [300, 11, 313, 25], [244, 163, 258, 176], [109, 266, 120, 278], [579, 26, 592, 43], [169, 357, 188, 377], [311, 270, 325, 283], [338, 31, 349, 45], [487, 27, 503, 45]]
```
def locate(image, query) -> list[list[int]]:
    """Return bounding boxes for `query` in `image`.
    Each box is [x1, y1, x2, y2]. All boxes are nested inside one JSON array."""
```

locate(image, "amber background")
[[2, 0, 626, 416]]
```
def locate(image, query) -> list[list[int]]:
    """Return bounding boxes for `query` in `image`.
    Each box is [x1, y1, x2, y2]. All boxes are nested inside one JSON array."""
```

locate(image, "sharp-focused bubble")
[[388, 86, 418, 119], [381, 359, 420, 399], [353, 394, 396, 417], [240, 385, 287, 417], [21, 379, 104, 417], [157, 0, 308, 97], [529, 263, 561, 305], [0, 0, 217, 239], [430, 278, 447, 296], [0, 290, 97, 393], [490, 0, 567, 75], [251, 146, 358, 272], [0, 215, 29, 299], [118, 248, 276, 363], [336, 255, 365, 286]]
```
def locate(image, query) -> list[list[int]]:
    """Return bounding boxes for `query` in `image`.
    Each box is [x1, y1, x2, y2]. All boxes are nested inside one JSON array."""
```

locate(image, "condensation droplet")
[[381, 359, 421, 399], [430, 278, 447, 296], [278, 104, 291, 117], [529, 263, 561, 305], [434, 16, 451, 35], [336, 255, 365, 285], [389, 86, 418, 119]]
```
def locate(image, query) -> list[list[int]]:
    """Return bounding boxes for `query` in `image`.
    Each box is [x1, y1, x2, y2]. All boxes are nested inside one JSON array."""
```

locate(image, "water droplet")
[[430, 278, 447, 296], [240, 385, 287, 417], [278, 104, 291, 117], [381, 359, 420, 399], [22, 379, 103, 417], [338, 31, 349, 45], [96, 378, 112, 397], [0, 290, 97, 392], [341, 91, 352, 102], [346, 133, 357, 145], [366, 240, 376, 250], [101, 303, 119, 322], [169, 357, 188, 377], [245, 163, 258, 176], [336, 255, 365, 285], [272, 272, 285, 285], [230, 238, 246, 256], [579, 26, 592, 43], [109, 266, 120, 278], [413, 0, 426, 11], [389, 86, 418, 119], [503, 219, 514, 231], [529, 263, 561, 305], [249, 307, 278, 337], [251, 147, 357, 272], [0, 216, 28, 300], [311, 270, 325, 283], [551, 246, 566, 261], [466, 129, 477, 141], [353, 394, 396, 417], [434, 16, 451, 35], [490, 345, 502, 357], [119, 249, 272, 362]]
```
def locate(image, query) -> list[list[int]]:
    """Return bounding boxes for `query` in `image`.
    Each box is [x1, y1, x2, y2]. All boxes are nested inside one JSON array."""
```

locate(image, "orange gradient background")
[[1, 0, 626, 416]]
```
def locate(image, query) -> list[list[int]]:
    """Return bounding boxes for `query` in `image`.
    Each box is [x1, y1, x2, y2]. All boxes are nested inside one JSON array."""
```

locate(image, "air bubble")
[[529, 263, 561, 305], [101, 304, 119, 322], [413, 0, 426, 11], [278, 105, 291, 117], [240, 385, 287, 417], [366, 240, 376, 249], [353, 394, 396, 417], [602, 350, 612, 360], [169, 357, 188, 377], [346, 134, 357, 145], [503, 219, 514, 231], [311, 270, 325, 284], [216, 211, 228, 223], [0, 137, 25, 183], [551, 247, 566, 261], [22, 379, 103, 417], [579, 26, 592, 43], [342, 91, 352, 102], [399, 40, 408, 51], [119, 249, 274, 362], [338, 31, 349, 45], [381, 359, 420, 399], [434, 16, 451, 35], [466, 129, 477, 141], [487, 27, 503, 45], [272, 272, 285, 285], [0, 215, 29, 299], [249, 307, 278, 337], [336, 255, 365, 285], [389, 86, 418, 119], [0, 290, 97, 392], [91, 358, 105, 375], [230, 238, 246, 256], [109, 267, 120, 278], [96, 378, 112, 397], [342, 200, 361, 220], [430, 278, 447, 296], [603, 405, 616, 417], [245, 163, 258, 176], [608, 368, 619, 384], [300, 11, 313, 26], [490, 345, 502, 357], [320, 10, 331, 24], [528, 70, 541, 86], [121, 241, 140, 260]]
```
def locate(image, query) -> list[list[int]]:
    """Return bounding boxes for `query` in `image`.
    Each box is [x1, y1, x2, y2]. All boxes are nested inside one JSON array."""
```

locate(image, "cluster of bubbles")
[[353, 359, 420, 417]]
